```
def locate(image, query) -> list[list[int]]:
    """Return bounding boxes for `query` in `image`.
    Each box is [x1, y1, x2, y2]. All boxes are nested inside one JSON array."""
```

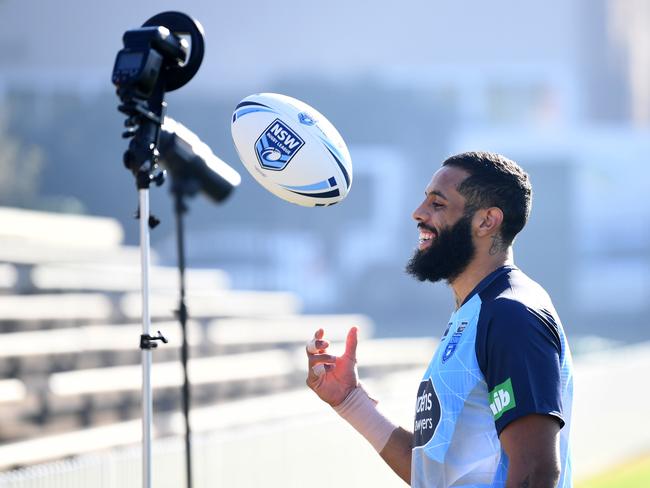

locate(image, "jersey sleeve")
[[475, 298, 565, 435]]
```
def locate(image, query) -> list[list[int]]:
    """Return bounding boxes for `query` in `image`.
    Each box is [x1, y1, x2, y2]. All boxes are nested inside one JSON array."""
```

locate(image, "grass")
[[576, 455, 650, 488]]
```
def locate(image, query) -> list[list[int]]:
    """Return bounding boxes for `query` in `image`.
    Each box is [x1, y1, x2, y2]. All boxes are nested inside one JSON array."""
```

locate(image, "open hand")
[[305, 327, 359, 407]]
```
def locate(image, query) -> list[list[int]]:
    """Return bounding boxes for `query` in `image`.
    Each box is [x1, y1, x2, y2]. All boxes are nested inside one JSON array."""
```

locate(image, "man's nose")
[[412, 202, 427, 222]]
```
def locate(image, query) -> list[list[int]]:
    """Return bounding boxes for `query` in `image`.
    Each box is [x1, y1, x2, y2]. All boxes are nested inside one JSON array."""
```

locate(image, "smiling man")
[[306, 152, 574, 487]]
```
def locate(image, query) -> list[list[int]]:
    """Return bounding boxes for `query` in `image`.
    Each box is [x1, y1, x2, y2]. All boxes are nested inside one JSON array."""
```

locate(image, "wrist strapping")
[[333, 384, 397, 452]]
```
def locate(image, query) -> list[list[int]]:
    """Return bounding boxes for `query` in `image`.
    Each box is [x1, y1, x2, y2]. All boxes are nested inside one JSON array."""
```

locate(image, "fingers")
[[306, 327, 357, 380], [311, 364, 326, 376], [307, 329, 332, 380], [306, 338, 330, 354], [308, 353, 336, 381], [343, 327, 358, 361], [308, 353, 337, 368], [306, 327, 356, 360], [311, 363, 327, 376], [306, 328, 329, 355]]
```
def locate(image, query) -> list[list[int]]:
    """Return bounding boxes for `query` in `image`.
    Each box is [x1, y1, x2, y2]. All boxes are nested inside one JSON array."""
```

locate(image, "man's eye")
[[431, 202, 443, 209]]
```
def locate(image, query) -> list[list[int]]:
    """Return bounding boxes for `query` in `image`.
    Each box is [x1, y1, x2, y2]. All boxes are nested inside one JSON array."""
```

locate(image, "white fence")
[[0, 372, 416, 488]]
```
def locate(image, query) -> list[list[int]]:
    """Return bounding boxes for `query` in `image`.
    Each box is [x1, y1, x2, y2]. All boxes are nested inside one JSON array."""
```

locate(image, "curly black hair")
[[442, 151, 533, 245]]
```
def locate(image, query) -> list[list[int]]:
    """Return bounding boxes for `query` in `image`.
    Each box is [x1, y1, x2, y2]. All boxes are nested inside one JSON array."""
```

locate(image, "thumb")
[[343, 327, 358, 361]]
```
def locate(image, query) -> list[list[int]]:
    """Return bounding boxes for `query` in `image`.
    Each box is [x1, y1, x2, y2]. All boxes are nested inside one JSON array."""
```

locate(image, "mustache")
[[417, 223, 438, 234]]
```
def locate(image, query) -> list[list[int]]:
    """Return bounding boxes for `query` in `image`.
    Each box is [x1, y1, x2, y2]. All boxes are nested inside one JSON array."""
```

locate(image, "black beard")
[[405, 213, 476, 283]]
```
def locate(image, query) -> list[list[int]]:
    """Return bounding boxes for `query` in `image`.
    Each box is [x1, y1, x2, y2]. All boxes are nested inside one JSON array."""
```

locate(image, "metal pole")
[[174, 188, 193, 488], [140, 188, 153, 488]]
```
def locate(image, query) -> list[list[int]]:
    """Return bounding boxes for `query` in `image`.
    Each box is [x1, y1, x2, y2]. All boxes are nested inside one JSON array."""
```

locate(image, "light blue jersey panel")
[[411, 266, 573, 488], [412, 294, 499, 487]]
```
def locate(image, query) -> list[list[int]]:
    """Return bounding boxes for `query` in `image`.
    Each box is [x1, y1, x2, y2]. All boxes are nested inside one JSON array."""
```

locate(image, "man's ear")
[[474, 207, 504, 237]]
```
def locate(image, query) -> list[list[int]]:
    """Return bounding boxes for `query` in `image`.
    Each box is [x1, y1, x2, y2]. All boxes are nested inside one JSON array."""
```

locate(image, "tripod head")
[[112, 11, 205, 188]]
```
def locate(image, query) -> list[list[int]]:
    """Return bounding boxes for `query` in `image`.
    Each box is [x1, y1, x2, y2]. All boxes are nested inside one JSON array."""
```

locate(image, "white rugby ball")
[[231, 93, 352, 207]]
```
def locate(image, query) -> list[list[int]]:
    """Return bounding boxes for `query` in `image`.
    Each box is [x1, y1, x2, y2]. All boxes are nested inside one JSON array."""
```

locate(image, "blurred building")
[[576, 0, 650, 126], [607, 0, 650, 126], [0, 0, 647, 340]]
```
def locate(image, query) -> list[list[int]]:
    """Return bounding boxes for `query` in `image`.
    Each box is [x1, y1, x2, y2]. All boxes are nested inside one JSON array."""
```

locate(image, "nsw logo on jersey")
[[441, 321, 467, 363], [414, 378, 441, 447], [488, 378, 517, 420], [255, 119, 305, 171]]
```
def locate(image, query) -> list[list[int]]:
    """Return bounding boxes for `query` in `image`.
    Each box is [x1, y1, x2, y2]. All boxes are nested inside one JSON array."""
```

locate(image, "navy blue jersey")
[[411, 266, 573, 487]]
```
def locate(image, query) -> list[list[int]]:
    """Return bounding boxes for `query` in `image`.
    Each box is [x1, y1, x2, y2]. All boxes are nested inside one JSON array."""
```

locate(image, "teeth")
[[418, 229, 435, 244]]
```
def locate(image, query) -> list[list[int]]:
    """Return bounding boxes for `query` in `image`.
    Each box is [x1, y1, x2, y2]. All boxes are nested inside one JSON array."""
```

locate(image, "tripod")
[[112, 11, 205, 488], [171, 175, 196, 488]]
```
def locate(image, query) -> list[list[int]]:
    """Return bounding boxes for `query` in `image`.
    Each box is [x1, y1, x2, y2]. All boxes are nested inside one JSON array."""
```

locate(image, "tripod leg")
[[139, 188, 154, 488]]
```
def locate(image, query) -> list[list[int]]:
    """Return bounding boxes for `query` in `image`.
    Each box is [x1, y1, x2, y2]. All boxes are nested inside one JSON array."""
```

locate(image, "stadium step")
[[120, 289, 302, 319], [28, 263, 230, 293], [0, 293, 117, 327], [206, 314, 374, 352], [0, 206, 124, 249], [0, 321, 202, 376], [0, 288, 302, 330], [48, 349, 296, 398]]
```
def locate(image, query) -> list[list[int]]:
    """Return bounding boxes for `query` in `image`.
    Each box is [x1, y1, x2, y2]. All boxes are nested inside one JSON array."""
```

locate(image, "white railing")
[[0, 396, 411, 488]]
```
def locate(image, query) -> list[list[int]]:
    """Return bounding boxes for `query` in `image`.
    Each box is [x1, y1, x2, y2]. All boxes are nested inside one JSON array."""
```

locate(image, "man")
[[306, 152, 573, 487]]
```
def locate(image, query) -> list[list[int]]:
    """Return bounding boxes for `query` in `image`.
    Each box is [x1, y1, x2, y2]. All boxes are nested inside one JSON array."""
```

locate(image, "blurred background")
[[0, 0, 648, 486]]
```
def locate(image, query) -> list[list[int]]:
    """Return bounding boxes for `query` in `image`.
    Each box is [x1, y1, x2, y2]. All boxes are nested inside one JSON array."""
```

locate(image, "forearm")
[[333, 385, 412, 484], [502, 414, 561, 488], [505, 464, 560, 488], [380, 427, 413, 485]]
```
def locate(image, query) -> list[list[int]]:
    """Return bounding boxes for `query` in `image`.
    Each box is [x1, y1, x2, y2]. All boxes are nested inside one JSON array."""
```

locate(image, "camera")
[[112, 12, 205, 184], [112, 26, 187, 99]]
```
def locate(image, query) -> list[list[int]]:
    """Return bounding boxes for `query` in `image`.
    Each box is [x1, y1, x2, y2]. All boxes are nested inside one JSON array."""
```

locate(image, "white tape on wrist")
[[333, 384, 397, 452]]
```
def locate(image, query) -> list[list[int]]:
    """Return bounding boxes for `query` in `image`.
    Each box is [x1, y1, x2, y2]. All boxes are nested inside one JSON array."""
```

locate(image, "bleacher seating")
[[48, 350, 295, 397], [120, 290, 301, 320], [0, 263, 18, 291], [0, 378, 26, 404], [206, 314, 374, 352], [0, 348, 436, 470], [29, 263, 230, 292], [0, 207, 141, 269], [0, 206, 419, 470], [0, 321, 202, 375], [0, 293, 116, 327]]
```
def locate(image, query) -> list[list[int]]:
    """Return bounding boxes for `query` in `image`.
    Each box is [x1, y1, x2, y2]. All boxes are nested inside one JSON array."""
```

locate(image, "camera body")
[[111, 11, 237, 203], [112, 12, 204, 184], [112, 26, 187, 99]]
